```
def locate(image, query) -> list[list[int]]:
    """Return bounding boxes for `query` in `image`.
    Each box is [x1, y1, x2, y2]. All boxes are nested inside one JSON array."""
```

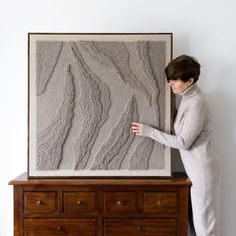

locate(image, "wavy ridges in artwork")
[[79, 41, 118, 72], [80, 41, 151, 105], [91, 95, 138, 170], [36, 41, 63, 95], [136, 41, 163, 125], [36, 65, 75, 170], [130, 139, 154, 170], [71, 43, 111, 170]]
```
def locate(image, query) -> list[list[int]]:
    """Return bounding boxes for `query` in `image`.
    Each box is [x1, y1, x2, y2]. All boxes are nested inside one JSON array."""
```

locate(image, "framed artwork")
[[28, 33, 173, 178]]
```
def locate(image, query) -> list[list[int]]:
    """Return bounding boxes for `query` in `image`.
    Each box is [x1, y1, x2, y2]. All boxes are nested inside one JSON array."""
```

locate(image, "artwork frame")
[[28, 33, 173, 178]]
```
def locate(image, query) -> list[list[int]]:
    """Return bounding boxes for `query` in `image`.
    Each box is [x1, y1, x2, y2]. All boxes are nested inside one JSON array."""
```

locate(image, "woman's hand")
[[131, 122, 144, 136]]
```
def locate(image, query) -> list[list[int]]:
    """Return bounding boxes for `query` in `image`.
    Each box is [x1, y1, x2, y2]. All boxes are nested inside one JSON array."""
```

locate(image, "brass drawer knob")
[[57, 226, 63, 231], [36, 200, 43, 206], [77, 200, 83, 205], [157, 200, 166, 207], [137, 226, 143, 232], [117, 200, 123, 205]]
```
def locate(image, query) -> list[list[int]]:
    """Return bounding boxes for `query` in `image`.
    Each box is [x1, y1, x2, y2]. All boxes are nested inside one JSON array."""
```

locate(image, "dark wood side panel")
[[178, 186, 189, 236], [14, 186, 24, 236]]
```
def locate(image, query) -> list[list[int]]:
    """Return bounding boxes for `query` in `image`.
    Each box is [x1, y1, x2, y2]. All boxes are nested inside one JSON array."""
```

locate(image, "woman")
[[132, 55, 221, 236]]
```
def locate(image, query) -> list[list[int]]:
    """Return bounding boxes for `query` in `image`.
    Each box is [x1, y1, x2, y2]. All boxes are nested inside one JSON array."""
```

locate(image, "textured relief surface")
[[79, 41, 118, 72], [130, 139, 154, 170], [31, 36, 170, 176], [80, 41, 152, 105], [36, 41, 63, 95], [36, 65, 75, 170], [71, 43, 111, 170], [148, 41, 166, 129], [91, 95, 138, 170], [136, 41, 165, 126]]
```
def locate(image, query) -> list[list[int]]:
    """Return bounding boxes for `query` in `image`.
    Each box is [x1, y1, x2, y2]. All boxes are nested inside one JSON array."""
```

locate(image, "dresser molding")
[[9, 172, 191, 236]]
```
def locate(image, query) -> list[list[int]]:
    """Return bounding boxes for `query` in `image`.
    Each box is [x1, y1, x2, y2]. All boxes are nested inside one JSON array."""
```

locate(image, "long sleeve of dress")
[[140, 102, 207, 150]]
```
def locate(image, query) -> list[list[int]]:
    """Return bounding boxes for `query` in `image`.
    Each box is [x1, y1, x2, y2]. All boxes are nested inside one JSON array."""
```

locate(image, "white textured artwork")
[[28, 33, 172, 177]]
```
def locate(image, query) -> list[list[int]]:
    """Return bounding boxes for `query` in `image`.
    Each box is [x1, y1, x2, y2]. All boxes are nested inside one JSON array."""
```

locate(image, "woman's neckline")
[[179, 83, 200, 99]]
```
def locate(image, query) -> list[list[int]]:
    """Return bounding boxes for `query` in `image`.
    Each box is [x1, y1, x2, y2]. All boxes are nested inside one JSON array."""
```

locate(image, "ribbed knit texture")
[[140, 84, 222, 236]]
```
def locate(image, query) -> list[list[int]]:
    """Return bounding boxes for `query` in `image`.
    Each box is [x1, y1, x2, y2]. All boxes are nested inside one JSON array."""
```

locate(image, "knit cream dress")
[[139, 84, 221, 236]]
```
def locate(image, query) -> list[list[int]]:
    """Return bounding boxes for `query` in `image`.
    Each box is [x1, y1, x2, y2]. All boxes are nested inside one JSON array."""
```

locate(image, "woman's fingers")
[[131, 122, 141, 128], [131, 122, 140, 130], [131, 122, 142, 135], [131, 122, 140, 126]]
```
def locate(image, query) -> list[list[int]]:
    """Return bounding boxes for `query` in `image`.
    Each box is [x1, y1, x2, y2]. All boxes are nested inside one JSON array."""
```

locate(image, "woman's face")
[[168, 79, 194, 94]]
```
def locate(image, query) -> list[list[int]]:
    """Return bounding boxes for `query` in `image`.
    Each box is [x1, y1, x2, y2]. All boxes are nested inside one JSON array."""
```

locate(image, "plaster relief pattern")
[[91, 95, 138, 170], [36, 65, 75, 170], [29, 34, 171, 177], [136, 41, 163, 124], [71, 43, 111, 170], [130, 139, 154, 170], [80, 41, 152, 105], [36, 41, 63, 95]]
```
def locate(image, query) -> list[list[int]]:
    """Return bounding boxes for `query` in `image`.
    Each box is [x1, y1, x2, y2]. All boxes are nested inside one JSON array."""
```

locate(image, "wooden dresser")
[[9, 172, 191, 236]]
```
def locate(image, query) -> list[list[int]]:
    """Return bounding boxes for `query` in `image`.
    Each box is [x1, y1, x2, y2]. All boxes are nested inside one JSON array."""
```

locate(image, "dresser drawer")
[[24, 218, 96, 236], [24, 192, 57, 213], [103, 192, 137, 214], [63, 192, 97, 213], [143, 192, 178, 214], [104, 218, 177, 236]]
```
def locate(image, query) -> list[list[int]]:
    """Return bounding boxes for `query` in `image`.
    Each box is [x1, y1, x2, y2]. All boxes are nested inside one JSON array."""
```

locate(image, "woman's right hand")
[[131, 122, 144, 136]]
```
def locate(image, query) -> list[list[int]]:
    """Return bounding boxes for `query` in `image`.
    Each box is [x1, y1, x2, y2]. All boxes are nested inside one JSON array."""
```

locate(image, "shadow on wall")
[[171, 148, 185, 172], [171, 93, 185, 173]]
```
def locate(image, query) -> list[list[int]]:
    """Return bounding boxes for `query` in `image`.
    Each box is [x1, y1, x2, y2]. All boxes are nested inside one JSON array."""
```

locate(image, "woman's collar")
[[179, 83, 200, 98]]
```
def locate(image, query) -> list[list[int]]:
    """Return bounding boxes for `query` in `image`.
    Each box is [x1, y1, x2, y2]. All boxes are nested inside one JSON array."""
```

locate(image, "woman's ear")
[[189, 78, 194, 85]]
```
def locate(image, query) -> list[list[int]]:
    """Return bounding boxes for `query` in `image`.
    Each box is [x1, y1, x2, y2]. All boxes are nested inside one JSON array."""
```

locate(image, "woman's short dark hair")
[[165, 55, 201, 83]]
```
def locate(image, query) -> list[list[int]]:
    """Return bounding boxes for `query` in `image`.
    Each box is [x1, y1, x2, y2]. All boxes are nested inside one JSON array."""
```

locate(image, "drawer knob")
[[57, 226, 63, 231], [77, 200, 83, 205], [137, 226, 143, 232], [117, 200, 123, 205], [36, 200, 43, 206], [157, 200, 166, 207]]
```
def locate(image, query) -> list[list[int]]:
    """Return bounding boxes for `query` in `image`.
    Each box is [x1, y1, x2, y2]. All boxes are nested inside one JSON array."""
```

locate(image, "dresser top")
[[9, 172, 191, 186]]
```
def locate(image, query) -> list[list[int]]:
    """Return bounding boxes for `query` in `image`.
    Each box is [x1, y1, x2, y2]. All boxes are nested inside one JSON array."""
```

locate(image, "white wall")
[[1, 0, 236, 235]]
